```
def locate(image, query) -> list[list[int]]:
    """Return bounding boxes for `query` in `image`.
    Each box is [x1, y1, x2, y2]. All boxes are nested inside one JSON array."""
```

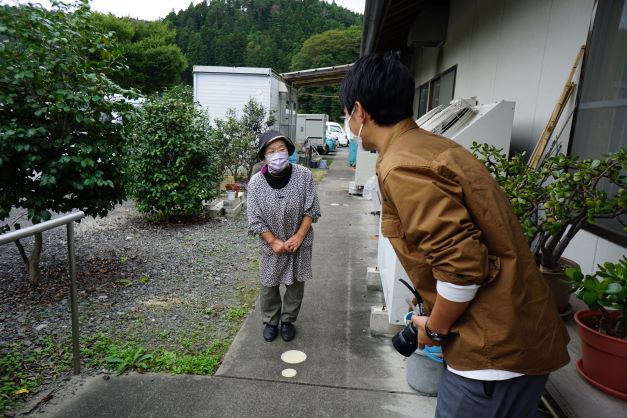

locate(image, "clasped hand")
[[270, 233, 304, 254]]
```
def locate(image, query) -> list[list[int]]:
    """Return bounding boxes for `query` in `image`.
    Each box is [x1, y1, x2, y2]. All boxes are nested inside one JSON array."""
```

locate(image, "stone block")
[[366, 267, 382, 291], [369, 306, 404, 337], [348, 181, 363, 195], [207, 200, 224, 219], [225, 199, 245, 218]]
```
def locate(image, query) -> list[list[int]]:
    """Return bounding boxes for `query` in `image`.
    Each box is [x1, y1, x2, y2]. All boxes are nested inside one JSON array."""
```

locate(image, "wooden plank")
[[545, 299, 627, 417], [529, 45, 585, 169]]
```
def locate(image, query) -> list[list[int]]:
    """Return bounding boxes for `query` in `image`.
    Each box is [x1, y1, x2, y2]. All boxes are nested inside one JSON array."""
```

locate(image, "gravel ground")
[[0, 200, 259, 413]]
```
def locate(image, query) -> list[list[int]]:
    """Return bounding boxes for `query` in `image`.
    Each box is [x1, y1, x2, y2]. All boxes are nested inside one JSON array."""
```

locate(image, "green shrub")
[[472, 143, 626, 270], [0, 0, 135, 224], [566, 256, 627, 338], [0, 0, 137, 283], [126, 85, 222, 219]]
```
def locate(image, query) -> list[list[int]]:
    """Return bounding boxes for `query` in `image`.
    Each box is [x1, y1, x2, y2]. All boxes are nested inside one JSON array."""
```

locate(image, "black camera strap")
[[398, 278, 425, 316]]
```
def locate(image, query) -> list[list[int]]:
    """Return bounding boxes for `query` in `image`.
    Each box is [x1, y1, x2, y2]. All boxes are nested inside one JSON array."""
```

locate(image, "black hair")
[[339, 52, 415, 126]]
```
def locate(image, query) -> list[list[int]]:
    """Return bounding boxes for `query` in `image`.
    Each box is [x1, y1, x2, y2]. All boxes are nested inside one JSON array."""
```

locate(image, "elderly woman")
[[247, 130, 321, 342]]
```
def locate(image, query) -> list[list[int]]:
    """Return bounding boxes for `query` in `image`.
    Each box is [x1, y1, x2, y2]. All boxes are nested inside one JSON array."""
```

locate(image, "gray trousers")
[[435, 369, 548, 418], [259, 281, 305, 326]]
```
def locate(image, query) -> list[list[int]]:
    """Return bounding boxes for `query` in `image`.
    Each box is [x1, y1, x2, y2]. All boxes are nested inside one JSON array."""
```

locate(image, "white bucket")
[[226, 190, 236, 201], [406, 347, 445, 396]]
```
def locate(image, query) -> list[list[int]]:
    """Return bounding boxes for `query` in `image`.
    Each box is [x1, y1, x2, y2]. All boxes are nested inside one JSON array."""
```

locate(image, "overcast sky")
[[5, 0, 365, 20]]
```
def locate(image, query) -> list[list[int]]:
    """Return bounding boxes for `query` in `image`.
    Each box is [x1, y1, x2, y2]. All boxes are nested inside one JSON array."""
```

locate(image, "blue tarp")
[[348, 140, 357, 166], [325, 136, 336, 153]]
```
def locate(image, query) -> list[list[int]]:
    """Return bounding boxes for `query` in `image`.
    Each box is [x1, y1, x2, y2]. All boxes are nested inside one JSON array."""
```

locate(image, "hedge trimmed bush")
[[126, 86, 222, 219]]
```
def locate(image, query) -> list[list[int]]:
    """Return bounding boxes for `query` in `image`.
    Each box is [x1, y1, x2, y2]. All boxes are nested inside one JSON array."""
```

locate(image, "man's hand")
[[410, 315, 440, 349], [283, 232, 305, 253]]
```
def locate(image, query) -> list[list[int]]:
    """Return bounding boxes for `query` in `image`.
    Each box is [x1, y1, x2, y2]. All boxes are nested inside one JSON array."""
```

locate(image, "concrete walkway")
[[33, 148, 437, 417]]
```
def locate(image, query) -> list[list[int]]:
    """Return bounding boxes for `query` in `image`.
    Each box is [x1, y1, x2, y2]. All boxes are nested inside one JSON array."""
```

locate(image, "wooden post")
[[528, 45, 585, 169]]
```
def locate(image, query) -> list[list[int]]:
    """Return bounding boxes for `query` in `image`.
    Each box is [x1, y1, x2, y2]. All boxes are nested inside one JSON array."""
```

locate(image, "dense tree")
[[164, 0, 362, 83], [290, 25, 362, 121], [125, 86, 222, 219], [91, 13, 187, 94], [0, 0, 136, 284], [213, 109, 243, 182], [212, 98, 275, 181], [239, 98, 276, 180]]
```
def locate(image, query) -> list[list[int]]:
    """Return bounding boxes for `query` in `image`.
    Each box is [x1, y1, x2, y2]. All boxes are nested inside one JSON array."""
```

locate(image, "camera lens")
[[392, 323, 418, 357]]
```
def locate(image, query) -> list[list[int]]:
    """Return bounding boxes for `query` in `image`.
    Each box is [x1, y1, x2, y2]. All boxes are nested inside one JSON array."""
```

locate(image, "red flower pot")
[[574, 310, 627, 400]]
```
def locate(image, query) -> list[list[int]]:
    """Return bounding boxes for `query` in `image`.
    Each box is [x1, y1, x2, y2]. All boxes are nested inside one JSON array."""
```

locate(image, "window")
[[569, 0, 627, 245], [415, 66, 457, 118]]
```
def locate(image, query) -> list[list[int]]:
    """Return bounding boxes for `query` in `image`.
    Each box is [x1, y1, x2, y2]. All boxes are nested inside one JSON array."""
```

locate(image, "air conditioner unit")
[[378, 100, 516, 324], [419, 99, 476, 137], [416, 104, 446, 127]]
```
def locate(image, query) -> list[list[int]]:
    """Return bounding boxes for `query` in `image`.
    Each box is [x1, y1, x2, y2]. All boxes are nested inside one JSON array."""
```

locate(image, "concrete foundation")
[[207, 192, 246, 219], [348, 181, 363, 195], [366, 267, 382, 291], [369, 306, 404, 337]]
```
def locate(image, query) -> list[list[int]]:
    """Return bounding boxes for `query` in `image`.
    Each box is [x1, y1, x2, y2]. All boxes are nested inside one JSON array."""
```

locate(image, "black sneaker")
[[281, 322, 295, 341], [263, 324, 278, 342]]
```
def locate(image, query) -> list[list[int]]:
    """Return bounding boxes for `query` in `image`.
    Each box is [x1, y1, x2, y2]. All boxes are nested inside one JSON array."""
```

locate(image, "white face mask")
[[345, 105, 363, 145], [266, 151, 289, 174]]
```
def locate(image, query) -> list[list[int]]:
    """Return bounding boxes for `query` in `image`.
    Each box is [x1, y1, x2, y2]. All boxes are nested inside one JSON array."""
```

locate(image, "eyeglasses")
[[264, 145, 288, 156]]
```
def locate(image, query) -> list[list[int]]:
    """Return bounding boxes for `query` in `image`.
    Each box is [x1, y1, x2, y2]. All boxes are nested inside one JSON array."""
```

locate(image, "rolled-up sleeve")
[[382, 166, 499, 286], [303, 171, 321, 222]]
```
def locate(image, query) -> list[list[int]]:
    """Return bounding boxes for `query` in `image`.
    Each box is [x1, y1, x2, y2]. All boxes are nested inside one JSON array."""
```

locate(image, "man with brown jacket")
[[340, 53, 570, 417]]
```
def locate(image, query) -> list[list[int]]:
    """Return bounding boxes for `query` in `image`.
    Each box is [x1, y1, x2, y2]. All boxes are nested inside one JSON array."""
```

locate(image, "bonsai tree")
[[472, 144, 626, 270], [565, 257, 626, 338], [471, 143, 547, 243]]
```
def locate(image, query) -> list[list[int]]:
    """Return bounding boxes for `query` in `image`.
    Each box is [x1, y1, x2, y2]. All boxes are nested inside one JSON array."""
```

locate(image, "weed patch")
[[0, 337, 72, 413]]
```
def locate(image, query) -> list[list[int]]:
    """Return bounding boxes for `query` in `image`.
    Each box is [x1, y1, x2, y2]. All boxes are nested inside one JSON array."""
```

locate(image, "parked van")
[[326, 121, 348, 146]]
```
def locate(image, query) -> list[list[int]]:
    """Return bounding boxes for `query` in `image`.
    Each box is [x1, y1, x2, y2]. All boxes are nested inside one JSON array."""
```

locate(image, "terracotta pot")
[[574, 310, 627, 400], [539, 258, 577, 315]]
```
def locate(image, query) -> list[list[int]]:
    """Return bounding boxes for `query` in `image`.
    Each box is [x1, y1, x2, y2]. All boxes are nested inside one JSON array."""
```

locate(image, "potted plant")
[[565, 257, 627, 399], [472, 144, 626, 313], [225, 183, 241, 200]]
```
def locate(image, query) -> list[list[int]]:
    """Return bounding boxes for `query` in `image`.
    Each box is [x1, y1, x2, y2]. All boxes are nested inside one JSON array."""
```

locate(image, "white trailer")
[[295, 113, 328, 154], [192, 66, 297, 139]]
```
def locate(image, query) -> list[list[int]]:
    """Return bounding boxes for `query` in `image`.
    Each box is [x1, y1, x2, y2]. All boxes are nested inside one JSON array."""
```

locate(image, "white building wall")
[[410, 0, 624, 273], [270, 75, 281, 122], [193, 70, 272, 122], [412, 0, 594, 154], [563, 230, 626, 275]]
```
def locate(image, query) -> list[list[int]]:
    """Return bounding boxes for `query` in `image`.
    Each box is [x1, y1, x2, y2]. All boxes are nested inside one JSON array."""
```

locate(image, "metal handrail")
[[0, 211, 86, 374], [0, 211, 85, 245]]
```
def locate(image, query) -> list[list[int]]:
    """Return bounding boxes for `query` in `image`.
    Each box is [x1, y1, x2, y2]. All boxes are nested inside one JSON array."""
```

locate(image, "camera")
[[392, 321, 418, 357], [393, 279, 424, 357]]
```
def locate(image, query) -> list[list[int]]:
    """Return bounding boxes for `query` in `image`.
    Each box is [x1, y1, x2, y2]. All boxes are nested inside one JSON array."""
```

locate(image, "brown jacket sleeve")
[[382, 166, 500, 286]]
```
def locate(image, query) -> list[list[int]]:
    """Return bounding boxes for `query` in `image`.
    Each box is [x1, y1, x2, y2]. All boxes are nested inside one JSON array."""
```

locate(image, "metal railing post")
[[66, 222, 81, 374], [1, 211, 85, 374]]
